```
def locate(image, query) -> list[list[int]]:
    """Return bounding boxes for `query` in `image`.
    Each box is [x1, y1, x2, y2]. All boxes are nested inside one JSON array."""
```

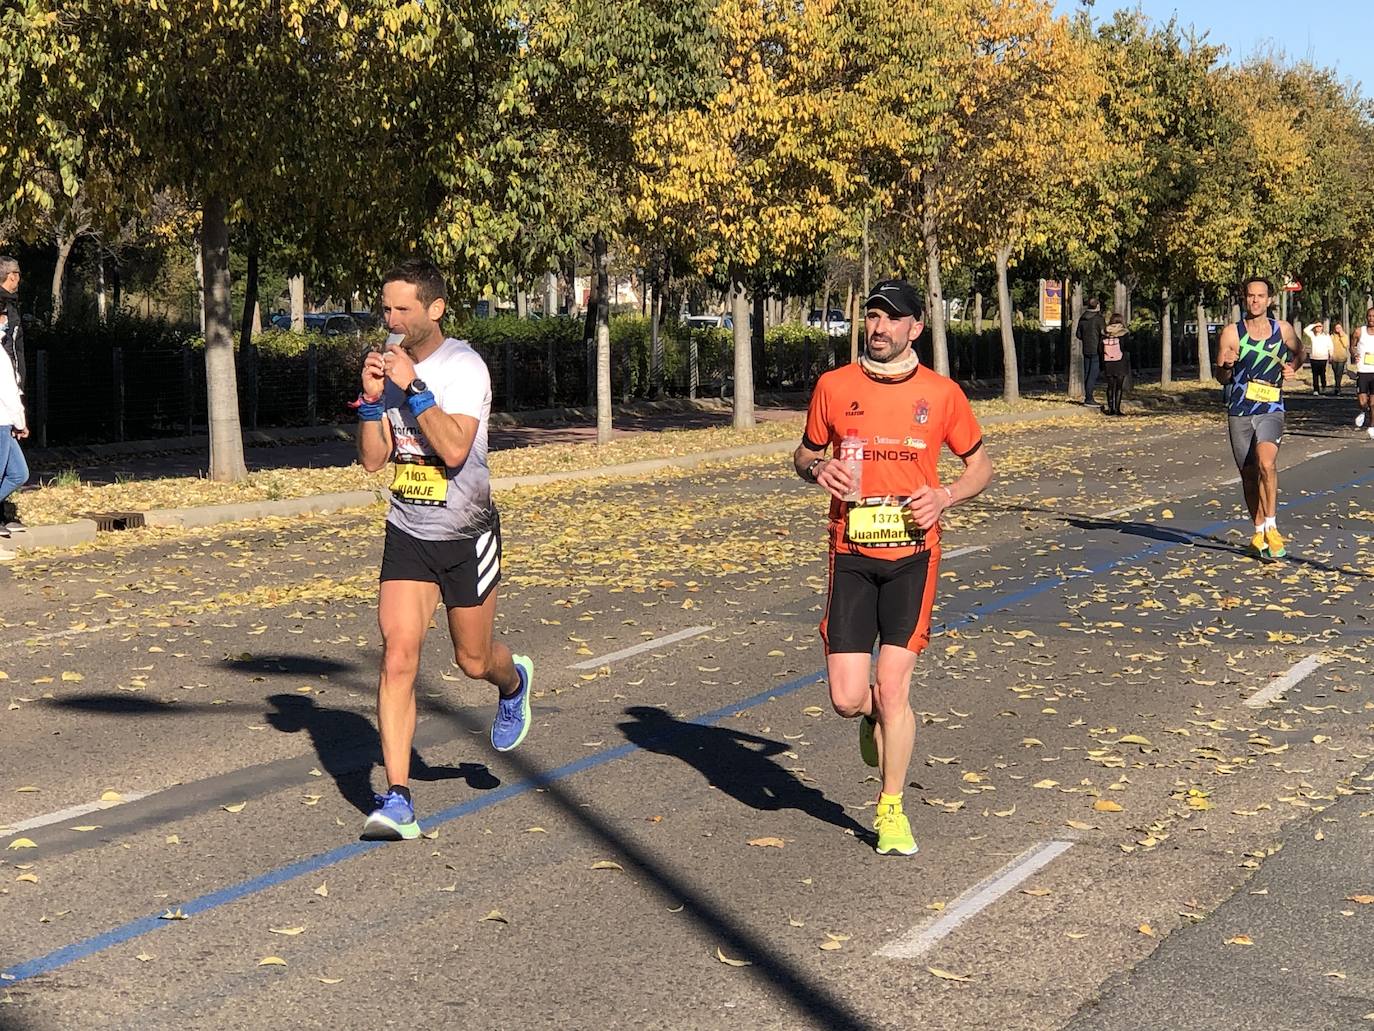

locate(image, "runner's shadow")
[[616, 706, 872, 843], [265, 694, 499, 816]]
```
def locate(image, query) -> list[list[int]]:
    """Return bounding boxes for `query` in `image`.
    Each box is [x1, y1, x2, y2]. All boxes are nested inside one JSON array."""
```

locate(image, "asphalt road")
[[2, 394, 1373, 1030]]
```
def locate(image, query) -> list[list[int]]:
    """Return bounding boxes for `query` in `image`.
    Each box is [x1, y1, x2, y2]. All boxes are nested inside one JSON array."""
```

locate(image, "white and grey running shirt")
[[382, 337, 497, 541]]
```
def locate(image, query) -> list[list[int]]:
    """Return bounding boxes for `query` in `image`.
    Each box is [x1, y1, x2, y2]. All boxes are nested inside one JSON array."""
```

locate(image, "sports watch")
[[405, 378, 429, 397]]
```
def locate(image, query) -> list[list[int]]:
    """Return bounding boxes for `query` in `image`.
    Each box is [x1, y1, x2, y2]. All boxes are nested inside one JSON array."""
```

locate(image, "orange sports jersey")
[[803, 362, 983, 558]]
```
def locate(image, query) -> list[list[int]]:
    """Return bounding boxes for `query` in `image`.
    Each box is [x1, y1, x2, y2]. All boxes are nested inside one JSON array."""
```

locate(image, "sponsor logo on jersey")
[[903, 436, 928, 450], [847, 400, 866, 416]]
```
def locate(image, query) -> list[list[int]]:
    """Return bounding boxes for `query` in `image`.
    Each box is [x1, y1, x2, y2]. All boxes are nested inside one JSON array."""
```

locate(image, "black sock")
[[388, 784, 412, 804]]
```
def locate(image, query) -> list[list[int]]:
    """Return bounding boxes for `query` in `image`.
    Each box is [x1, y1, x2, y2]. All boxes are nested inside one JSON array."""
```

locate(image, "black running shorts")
[[820, 548, 939, 656], [1358, 372, 1374, 395], [380, 518, 502, 608]]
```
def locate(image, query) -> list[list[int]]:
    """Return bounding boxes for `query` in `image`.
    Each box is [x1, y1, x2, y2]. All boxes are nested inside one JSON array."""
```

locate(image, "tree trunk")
[[732, 285, 754, 429], [751, 291, 766, 390], [995, 246, 1018, 403], [543, 270, 558, 316], [201, 196, 247, 482], [973, 290, 984, 334], [920, 185, 950, 376], [1113, 280, 1128, 319], [563, 256, 578, 318], [515, 287, 529, 320], [862, 209, 871, 304], [51, 232, 77, 321], [1159, 286, 1172, 387], [289, 274, 305, 333], [239, 241, 260, 431], [1342, 293, 1350, 333], [1197, 293, 1214, 384], [846, 281, 858, 364], [195, 244, 206, 334], [650, 278, 664, 399], [593, 234, 612, 443], [1068, 281, 1084, 400], [96, 253, 108, 320], [111, 259, 122, 312]]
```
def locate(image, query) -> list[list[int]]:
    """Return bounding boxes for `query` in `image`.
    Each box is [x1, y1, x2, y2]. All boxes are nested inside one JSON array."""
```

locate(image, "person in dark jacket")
[[0, 256, 26, 532], [1076, 296, 1105, 406], [1100, 313, 1129, 416]]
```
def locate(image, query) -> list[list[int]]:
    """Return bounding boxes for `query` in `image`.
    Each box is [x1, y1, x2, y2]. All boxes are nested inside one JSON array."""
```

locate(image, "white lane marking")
[[0, 622, 132, 653], [876, 839, 1075, 959], [1309, 449, 1333, 459], [943, 546, 985, 559], [1095, 505, 1135, 519], [1, 792, 151, 835], [567, 625, 715, 670], [1244, 653, 1328, 708]]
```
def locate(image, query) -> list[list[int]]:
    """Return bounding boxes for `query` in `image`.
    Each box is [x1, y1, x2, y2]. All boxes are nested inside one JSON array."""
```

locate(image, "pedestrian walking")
[[1100, 312, 1129, 416], [1306, 319, 1332, 395], [354, 258, 533, 841], [1330, 321, 1349, 395], [793, 279, 993, 856], [1076, 297, 1105, 406]]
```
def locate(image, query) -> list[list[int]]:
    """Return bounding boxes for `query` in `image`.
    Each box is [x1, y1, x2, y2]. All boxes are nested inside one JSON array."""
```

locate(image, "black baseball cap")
[[865, 279, 925, 319]]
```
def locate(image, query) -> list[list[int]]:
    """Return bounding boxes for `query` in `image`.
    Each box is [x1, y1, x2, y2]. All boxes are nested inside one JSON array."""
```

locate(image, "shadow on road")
[[617, 705, 872, 842], [264, 693, 498, 816]]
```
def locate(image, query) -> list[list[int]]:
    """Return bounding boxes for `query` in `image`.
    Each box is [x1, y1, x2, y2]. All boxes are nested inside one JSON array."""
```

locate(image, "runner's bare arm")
[[793, 440, 855, 501], [1214, 324, 1240, 382], [1279, 319, 1304, 375], [414, 409, 481, 469], [906, 444, 992, 530], [358, 350, 393, 472]]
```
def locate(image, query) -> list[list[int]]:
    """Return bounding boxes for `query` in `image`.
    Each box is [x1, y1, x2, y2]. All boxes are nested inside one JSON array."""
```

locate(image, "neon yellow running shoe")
[[859, 714, 879, 768], [1264, 527, 1286, 559], [874, 802, 918, 856], [1249, 531, 1268, 558]]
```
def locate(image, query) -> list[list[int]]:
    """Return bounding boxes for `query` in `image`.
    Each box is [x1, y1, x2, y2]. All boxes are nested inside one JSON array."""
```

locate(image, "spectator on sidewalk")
[[1331, 321, 1349, 395], [0, 258, 26, 549], [1100, 312, 1129, 416], [1076, 296, 1105, 407], [0, 257, 28, 559], [1306, 319, 1332, 395]]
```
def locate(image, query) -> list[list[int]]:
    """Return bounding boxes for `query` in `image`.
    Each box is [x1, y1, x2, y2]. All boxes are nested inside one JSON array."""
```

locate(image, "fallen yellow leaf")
[[1225, 935, 1254, 946], [6, 838, 36, 850], [1093, 800, 1124, 813], [747, 837, 785, 848], [715, 947, 751, 967], [926, 967, 972, 982], [258, 956, 288, 967], [222, 802, 247, 814], [591, 860, 624, 871], [269, 926, 306, 936]]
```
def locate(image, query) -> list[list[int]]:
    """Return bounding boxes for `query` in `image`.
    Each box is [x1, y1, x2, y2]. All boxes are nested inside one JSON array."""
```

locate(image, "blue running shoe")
[[362, 789, 420, 841], [492, 655, 533, 752]]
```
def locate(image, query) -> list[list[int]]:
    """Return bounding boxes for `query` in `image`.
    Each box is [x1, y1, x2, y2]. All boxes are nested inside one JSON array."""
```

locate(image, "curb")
[[8, 402, 1087, 556]]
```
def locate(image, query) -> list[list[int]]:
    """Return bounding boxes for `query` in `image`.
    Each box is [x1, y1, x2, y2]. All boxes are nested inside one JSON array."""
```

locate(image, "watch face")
[[409, 379, 427, 395]]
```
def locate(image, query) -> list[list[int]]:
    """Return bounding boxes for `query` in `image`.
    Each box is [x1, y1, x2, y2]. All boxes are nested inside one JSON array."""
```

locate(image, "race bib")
[[1244, 381, 1281, 404], [845, 501, 923, 548], [1361, 351, 1374, 372], [390, 455, 449, 506]]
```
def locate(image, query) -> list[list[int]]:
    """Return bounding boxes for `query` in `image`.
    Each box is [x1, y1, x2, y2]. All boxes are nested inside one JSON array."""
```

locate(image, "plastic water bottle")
[[837, 433, 863, 502]]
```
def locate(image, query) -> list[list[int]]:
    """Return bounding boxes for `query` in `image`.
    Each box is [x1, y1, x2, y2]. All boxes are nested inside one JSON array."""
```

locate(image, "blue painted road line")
[[6, 459, 1370, 985]]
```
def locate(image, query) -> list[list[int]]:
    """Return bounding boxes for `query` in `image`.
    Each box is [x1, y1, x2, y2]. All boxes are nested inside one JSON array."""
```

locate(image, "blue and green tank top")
[[1226, 318, 1290, 417]]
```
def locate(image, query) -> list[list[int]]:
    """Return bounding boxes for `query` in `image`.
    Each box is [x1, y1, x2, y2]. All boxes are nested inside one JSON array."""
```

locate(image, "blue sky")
[[1054, 1, 1371, 98]]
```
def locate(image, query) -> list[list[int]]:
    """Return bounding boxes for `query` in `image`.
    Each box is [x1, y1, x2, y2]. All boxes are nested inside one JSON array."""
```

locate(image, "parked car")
[[267, 312, 362, 338], [807, 308, 851, 337], [684, 313, 733, 331], [1182, 321, 1224, 337]]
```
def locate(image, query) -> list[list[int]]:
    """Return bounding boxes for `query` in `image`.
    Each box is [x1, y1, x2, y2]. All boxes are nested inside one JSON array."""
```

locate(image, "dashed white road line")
[[943, 545, 985, 559], [567, 625, 715, 670], [1, 792, 151, 836], [0, 622, 132, 653], [1244, 653, 1329, 708], [876, 839, 1075, 959]]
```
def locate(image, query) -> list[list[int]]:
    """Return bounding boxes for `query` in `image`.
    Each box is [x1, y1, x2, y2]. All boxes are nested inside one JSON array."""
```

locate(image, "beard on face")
[[867, 333, 910, 363]]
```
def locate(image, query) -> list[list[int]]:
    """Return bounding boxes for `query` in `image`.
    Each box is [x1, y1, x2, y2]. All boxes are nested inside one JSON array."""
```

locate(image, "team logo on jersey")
[[913, 400, 929, 425], [847, 400, 865, 416]]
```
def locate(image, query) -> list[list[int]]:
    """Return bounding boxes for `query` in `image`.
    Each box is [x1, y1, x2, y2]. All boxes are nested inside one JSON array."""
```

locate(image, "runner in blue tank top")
[[1214, 276, 1304, 559]]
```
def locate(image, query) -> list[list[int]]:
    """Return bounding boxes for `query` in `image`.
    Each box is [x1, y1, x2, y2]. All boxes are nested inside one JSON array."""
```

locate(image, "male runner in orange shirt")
[[794, 280, 993, 855]]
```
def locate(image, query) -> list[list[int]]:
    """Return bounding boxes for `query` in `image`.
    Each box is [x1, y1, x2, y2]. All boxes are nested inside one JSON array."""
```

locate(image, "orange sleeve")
[[802, 376, 832, 451], [943, 383, 983, 458]]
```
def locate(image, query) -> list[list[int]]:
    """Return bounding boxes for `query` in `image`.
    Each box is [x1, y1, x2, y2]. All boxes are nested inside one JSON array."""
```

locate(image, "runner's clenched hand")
[[383, 344, 417, 391], [362, 350, 386, 396], [905, 485, 949, 531], [814, 459, 856, 502]]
